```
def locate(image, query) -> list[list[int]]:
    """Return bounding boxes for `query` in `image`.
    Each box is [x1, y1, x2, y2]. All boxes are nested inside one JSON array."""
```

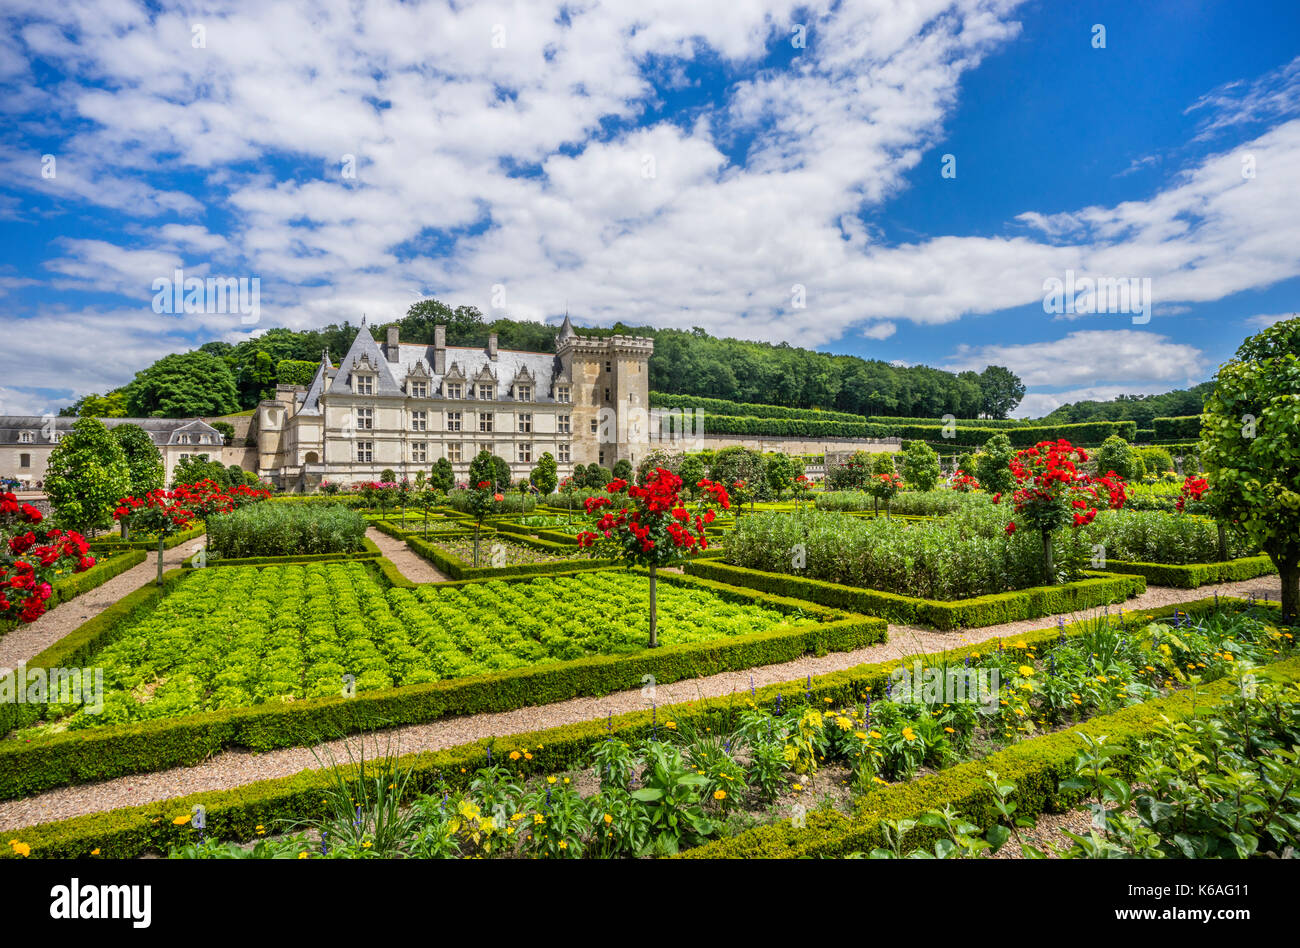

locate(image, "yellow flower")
[[509, 751, 521, 761], [298, 852, 310, 859], [665, 721, 677, 730], [559, 840, 568, 850], [563, 777, 570, 784], [90, 848, 100, 856], [603, 813, 613, 825], [869, 730, 882, 739], [1017, 665, 1034, 677], [362, 841, 372, 849], [854, 731, 868, 740], [524, 752, 533, 760], [943, 727, 955, 734], [792, 783, 803, 792], [533, 814, 545, 825], [8, 841, 30, 857], [713, 790, 727, 801], [172, 815, 191, 826], [902, 726, 916, 741], [547, 776, 557, 784]]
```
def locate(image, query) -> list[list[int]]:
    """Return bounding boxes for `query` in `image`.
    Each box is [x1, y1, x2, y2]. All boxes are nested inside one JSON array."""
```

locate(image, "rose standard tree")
[[1201, 315, 1300, 620], [1, 491, 95, 625], [466, 479, 504, 567], [113, 489, 199, 585], [1006, 440, 1127, 584], [576, 468, 730, 649]]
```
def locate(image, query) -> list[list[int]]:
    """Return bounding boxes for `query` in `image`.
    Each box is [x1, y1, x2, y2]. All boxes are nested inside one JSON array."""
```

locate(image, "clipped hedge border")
[[679, 648, 1300, 859], [0, 567, 883, 801], [182, 536, 383, 569], [1, 595, 1263, 858], [86, 524, 205, 552], [684, 560, 1144, 630], [404, 532, 615, 580], [1102, 555, 1276, 589]]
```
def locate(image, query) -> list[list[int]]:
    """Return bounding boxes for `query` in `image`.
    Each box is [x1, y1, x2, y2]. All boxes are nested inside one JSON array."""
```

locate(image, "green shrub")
[[206, 503, 365, 559]]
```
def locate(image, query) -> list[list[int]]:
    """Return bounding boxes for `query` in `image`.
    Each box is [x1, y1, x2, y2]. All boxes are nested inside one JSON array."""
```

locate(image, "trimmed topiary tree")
[[1094, 436, 1145, 482], [1201, 315, 1300, 620], [45, 417, 131, 535], [975, 432, 1016, 496], [111, 423, 164, 497], [902, 441, 941, 491], [531, 452, 559, 496]]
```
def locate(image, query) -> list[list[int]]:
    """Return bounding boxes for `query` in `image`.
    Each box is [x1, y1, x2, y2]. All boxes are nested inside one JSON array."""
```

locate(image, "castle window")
[[411, 410, 427, 432], [557, 444, 569, 463], [556, 385, 570, 403], [447, 443, 462, 463], [477, 384, 494, 400], [605, 361, 611, 372], [19, 431, 34, 443], [558, 414, 570, 435], [445, 382, 462, 399], [356, 407, 373, 430], [589, 419, 598, 434], [412, 442, 427, 463], [355, 375, 374, 396], [410, 381, 428, 398], [19, 453, 30, 468], [604, 388, 611, 402], [518, 413, 532, 434], [517, 443, 532, 464], [356, 441, 373, 463], [479, 412, 494, 433], [447, 411, 462, 432], [516, 384, 532, 402]]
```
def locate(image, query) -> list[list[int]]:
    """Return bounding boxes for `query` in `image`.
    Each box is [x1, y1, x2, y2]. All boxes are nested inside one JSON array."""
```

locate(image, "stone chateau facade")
[[255, 317, 654, 490]]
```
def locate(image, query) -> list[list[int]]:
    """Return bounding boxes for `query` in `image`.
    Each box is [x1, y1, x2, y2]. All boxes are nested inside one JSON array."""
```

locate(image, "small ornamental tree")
[[1175, 474, 1230, 560], [113, 489, 199, 585], [902, 441, 941, 492], [559, 475, 578, 522], [531, 452, 559, 496], [729, 478, 755, 511], [429, 457, 455, 494], [466, 479, 504, 566], [111, 423, 165, 496], [1, 491, 95, 625], [1006, 440, 1127, 584], [791, 473, 813, 510], [867, 471, 903, 516], [975, 433, 1016, 496], [764, 452, 801, 499], [1201, 315, 1300, 620], [45, 417, 131, 535], [576, 469, 730, 648], [950, 470, 980, 493]]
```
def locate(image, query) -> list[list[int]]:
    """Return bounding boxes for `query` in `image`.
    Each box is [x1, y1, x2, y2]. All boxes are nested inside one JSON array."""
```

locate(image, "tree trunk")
[[1280, 561, 1298, 624], [1217, 522, 1228, 562], [474, 523, 481, 567], [648, 565, 659, 649], [156, 537, 165, 587], [1042, 528, 1055, 586]]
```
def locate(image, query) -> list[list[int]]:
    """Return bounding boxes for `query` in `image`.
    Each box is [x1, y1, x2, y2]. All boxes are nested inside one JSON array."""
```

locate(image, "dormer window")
[[355, 375, 374, 396], [19, 431, 33, 443], [477, 384, 494, 400], [515, 384, 532, 402], [556, 386, 570, 403], [410, 381, 428, 398], [445, 382, 462, 399]]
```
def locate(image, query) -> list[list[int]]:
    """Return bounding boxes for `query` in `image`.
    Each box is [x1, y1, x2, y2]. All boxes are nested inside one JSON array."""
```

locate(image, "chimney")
[[433, 324, 446, 374], [487, 332, 498, 361], [386, 326, 399, 362]]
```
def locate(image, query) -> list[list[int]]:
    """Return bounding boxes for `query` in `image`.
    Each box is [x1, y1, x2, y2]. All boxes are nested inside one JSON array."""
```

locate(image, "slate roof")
[[0, 417, 222, 447], [305, 328, 568, 412]]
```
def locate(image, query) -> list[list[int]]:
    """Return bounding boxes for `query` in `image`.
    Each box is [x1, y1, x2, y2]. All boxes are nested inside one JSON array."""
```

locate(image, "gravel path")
[[366, 526, 449, 583], [0, 537, 203, 671], [0, 573, 1281, 832]]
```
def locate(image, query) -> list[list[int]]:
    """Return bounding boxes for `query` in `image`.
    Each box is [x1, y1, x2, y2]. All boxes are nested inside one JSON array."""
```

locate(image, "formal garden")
[[0, 318, 1297, 863]]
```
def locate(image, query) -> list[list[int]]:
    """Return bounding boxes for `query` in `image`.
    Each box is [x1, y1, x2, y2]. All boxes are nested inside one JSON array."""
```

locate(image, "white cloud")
[[1245, 312, 1297, 328]]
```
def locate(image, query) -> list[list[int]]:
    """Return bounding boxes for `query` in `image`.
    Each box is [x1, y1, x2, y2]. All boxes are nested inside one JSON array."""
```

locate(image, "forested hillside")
[[63, 297, 1025, 418]]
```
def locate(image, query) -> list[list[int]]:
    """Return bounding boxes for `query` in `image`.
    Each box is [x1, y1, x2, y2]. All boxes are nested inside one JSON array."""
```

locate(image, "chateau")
[[255, 318, 654, 490]]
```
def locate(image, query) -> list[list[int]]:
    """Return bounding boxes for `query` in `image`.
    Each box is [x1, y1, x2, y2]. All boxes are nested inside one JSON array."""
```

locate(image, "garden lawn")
[[12, 562, 824, 736]]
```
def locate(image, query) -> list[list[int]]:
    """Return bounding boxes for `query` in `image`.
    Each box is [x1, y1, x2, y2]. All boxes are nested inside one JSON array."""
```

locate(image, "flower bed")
[[0, 563, 882, 799], [405, 531, 611, 580], [3, 596, 1281, 858], [685, 559, 1142, 630]]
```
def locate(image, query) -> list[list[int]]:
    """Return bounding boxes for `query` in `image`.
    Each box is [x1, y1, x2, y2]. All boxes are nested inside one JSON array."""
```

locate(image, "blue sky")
[[1, 0, 1298, 417]]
